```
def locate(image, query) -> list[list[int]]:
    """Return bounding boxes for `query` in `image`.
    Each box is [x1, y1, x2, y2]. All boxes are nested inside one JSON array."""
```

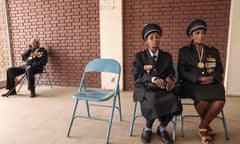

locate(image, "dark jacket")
[[132, 48, 175, 101], [177, 44, 225, 102], [178, 45, 223, 84], [21, 47, 48, 71]]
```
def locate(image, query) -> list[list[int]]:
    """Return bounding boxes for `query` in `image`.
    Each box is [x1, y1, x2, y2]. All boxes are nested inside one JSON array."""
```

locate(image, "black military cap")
[[142, 23, 162, 40], [186, 19, 207, 36]]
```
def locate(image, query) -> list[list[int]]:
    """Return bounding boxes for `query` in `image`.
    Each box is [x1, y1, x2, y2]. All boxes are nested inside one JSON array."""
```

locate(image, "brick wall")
[[7, 0, 100, 87], [123, 0, 231, 90], [2, 0, 231, 89]]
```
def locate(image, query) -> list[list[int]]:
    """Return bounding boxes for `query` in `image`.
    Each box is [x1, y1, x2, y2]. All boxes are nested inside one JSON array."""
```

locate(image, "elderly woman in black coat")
[[178, 19, 225, 144], [132, 23, 181, 144]]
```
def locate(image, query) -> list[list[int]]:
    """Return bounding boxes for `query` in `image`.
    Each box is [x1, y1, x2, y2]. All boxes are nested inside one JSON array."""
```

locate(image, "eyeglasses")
[[147, 36, 161, 41]]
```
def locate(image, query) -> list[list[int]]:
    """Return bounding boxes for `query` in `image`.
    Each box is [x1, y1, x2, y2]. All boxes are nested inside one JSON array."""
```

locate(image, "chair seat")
[[73, 89, 114, 101]]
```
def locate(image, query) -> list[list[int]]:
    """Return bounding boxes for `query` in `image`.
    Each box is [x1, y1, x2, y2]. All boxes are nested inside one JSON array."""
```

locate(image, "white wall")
[[100, 0, 123, 90], [225, 0, 240, 96]]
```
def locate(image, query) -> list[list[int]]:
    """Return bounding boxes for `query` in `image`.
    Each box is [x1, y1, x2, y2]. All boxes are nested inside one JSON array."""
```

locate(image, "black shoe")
[[141, 129, 152, 144], [157, 127, 173, 144], [1, 90, 17, 97], [30, 89, 36, 97]]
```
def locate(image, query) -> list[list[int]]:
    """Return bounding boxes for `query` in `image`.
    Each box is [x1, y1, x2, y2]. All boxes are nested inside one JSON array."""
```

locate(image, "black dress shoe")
[[141, 129, 152, 143], [30, 89, 36, 97], [1, 90, 17, 97], [157, 127, 173, 144]]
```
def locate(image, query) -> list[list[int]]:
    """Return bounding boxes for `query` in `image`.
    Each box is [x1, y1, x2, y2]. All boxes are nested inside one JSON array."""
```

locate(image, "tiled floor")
[[0, 85, 239, 144]]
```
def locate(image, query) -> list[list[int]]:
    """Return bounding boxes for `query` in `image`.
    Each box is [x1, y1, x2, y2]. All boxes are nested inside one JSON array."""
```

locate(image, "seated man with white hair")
[[1, 38, 48, 97]]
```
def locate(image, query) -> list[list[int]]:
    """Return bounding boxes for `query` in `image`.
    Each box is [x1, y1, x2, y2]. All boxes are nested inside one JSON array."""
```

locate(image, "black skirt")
[[140, 90, 181, 121], [180, 82, 225, 104]]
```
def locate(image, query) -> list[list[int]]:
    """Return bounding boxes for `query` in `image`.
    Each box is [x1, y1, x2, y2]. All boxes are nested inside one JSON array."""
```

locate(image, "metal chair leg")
[[17, 74, 27, 92], [220, 110, 230, 140], [129, 102, 137, 136], [172, 116, 177, 141], [117, 88, 122, 121], [180, 112, 184, 137], [105, 96, 117, 144], [35, 71, 53, 88], [67, 100, 79, 137]]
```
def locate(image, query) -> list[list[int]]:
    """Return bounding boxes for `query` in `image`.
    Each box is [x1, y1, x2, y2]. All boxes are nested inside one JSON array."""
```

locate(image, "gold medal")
[[197, 62, 204, 68], [197, 46, 205, 69]]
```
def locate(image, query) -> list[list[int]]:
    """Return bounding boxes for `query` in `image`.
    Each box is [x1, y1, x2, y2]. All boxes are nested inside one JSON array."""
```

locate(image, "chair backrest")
[[173, 63, 178, 82], [80, 58, 121, 91], [84, 58, 121, 74]]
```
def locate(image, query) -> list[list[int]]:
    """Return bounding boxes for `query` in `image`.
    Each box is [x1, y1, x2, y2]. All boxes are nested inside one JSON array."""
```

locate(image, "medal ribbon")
[[197, 47, 204, 63]]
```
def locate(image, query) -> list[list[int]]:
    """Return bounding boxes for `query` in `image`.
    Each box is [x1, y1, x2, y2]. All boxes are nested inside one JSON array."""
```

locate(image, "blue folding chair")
[[67, 58, 122, 144]]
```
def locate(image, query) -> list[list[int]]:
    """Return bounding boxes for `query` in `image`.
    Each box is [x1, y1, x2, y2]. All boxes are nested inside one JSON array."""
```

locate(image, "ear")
[[144, 39, 149, 45]]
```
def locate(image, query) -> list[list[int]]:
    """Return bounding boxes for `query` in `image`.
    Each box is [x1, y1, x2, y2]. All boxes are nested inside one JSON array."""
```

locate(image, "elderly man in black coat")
[[1, 38, 48, 97]]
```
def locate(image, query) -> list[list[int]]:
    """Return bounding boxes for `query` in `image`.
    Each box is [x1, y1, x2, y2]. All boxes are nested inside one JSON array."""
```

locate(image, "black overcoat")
[[132, 48, 180, 120], [178, 45, 225, 104]]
